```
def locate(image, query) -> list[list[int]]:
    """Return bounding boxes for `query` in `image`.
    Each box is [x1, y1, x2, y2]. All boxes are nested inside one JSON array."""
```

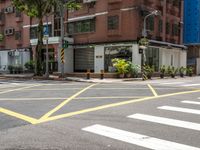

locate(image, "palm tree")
[[12, 0, 80, 75]]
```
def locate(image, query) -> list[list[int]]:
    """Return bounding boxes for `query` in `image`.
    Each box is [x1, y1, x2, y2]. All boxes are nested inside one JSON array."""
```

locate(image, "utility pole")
[[45, 15, 49, 78], [60, 4, 65, 77]]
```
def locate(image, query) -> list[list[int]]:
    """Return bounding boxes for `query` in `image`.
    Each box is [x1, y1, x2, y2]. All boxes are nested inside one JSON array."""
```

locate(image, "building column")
[[132, 44, 141, 66], [94, 45, 104, 73]]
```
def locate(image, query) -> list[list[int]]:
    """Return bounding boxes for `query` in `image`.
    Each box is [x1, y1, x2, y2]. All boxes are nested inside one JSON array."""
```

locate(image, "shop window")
[[107, 15, 119, 30], [68, 19, 95, 34], [145, 47, 159, 71], [104, 46, 132, 72]]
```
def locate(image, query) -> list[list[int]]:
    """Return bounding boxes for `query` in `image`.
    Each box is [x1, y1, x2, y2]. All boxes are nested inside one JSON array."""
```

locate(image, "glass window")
[[166, 22, 170, 34], [147, 16, 154, 31], [54, 17, 61, 36], [158, 19, 163, 33], [172, 24, 179, 36], [15, 31, 21, 40], [30, 25, 52, 39], [67, 19, 95, 34], [145, 47, 159, 71], [107, 15, 119, 30], [104, 46, 132, 72]]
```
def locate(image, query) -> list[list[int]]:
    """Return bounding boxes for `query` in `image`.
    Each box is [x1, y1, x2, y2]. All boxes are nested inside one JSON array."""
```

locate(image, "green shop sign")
[[0, 34, 3, 42]]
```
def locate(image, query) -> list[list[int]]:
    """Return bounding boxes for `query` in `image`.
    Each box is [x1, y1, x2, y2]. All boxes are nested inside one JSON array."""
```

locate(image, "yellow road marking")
[[37, 89, 200, 124], [0, 96, 145, 101], [39, 84, 97, 120], [0, 86, 200, 125], [148, 84, 158, 97], [75, 96, 145, 99], [0, 107, 38, 124], [0, 84, 41, 95]]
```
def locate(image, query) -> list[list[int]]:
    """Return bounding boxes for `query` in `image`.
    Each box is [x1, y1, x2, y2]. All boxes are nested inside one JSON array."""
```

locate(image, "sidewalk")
[[65, 77, 143, 83]]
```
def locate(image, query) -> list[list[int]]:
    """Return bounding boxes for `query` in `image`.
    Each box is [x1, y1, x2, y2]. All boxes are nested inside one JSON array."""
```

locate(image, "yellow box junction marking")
[[0, 107, 38, 124], [39, 84, 97, 120], [148, 84, 158, 97], [0, 84, 41, 95], [37, 89, 200, 124], [0, 83, 200, 125]]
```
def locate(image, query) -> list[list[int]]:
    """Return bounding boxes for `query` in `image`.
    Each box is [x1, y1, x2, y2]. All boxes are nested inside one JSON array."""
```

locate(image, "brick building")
[[0, 0, 186, 73]]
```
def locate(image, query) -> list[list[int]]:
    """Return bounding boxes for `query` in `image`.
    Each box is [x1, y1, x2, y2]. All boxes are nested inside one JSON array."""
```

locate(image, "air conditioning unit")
[[4, 6, 14, 14], [83, 0, 96, 3], [4, 28, 15, 35]]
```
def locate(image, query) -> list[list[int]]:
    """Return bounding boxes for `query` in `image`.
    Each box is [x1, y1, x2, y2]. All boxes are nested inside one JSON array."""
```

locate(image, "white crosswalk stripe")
[[182, 101, 200, 105], [128, 113, 200, 131], [82, 124, 200, 150], [158, 106, 200, 115]]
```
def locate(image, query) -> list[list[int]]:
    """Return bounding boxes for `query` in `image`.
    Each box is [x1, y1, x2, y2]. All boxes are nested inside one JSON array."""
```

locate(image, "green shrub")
[[25, 60, 35, 71]]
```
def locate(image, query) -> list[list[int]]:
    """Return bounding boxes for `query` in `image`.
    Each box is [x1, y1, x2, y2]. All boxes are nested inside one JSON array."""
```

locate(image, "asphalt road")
[[0, 77, 200, 150]]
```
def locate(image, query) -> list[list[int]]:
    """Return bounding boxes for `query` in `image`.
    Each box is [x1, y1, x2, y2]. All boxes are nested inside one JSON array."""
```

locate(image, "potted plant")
[[168, 66, 178, 78], [8, 65, 13, 74], [126, 61, 133, 78], [112, 58, 129, 78], [160, 65, 166, 79], [179, 66, 186, 77], [144, 65, 155, 79], [187, 67, 193, 77], [132, 64, 141, 78]]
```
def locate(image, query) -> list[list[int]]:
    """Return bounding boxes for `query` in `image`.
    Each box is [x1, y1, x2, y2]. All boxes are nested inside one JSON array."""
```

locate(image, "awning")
[[149, 40, 187, 49], [68, 15, 95, 23]]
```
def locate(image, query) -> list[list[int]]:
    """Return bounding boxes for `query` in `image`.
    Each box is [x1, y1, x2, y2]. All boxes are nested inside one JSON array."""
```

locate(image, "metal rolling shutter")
[[74, 48, 94, 72]]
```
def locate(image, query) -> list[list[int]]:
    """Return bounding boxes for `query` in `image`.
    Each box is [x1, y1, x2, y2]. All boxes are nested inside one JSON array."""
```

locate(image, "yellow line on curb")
[[36, 89, 200, 124], [39, 84, 97, 120], [0, 107, 38, 124], [148, 84, 158, 97]]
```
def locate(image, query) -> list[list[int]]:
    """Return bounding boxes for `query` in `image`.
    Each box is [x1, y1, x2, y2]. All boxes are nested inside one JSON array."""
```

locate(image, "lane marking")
[[0, 107, 38, 124], [147, 84, 158, 97], [159, 82, 185, 85], [158, 106, 200, 115], [82, 124, 200, 150], [37, 89, 200, 124], [182, 101, 200, 105], [0, 84, 41, 95], [39, 84, 97, 120], [128, 114, 200, 131], [182, 84, 200, 87], [22, 88, 82, 91]]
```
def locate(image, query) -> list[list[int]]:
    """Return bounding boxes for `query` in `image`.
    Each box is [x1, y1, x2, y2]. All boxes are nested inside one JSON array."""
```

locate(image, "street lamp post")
[[141, 10, 160, 80]]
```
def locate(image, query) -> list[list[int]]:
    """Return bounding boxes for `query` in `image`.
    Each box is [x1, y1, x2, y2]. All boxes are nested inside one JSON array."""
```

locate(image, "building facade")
[[184, 0, 200, 75], [0, 0, 30, 72], [0, 0, 186, 74]]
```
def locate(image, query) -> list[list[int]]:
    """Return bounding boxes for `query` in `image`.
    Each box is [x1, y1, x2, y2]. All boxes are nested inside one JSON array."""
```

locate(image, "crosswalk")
[[82, 98, 200, 150]]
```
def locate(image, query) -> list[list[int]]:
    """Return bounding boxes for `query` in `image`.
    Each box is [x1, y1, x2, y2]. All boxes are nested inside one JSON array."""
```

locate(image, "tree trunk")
[[35, 18, 44, 75]]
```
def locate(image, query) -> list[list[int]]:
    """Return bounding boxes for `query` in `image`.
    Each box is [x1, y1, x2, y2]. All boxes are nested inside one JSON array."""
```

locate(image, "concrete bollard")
[[100, 70, 104, 80], [86, 69, 91, 80]]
